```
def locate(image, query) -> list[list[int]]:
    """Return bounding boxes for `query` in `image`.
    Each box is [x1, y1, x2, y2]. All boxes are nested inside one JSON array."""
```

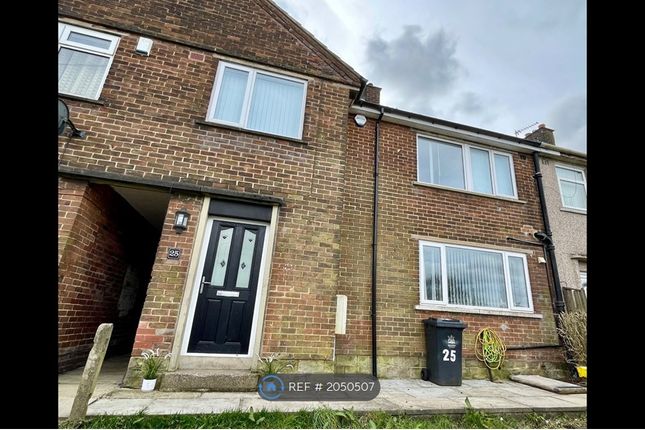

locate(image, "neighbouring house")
[[525, 125, 587, 312], [58, 0, 577, 387]]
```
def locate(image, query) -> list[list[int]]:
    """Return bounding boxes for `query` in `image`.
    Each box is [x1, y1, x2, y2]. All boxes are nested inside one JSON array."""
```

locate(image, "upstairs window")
[[555, 165, 587, 211], [207, 62, 307, 139], [417, 136, 517, 198], [58, 23, 120, 100]]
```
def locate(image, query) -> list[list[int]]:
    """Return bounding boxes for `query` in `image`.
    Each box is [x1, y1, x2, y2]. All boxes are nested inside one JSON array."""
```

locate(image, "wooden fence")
[[563, 287, 587, 312]]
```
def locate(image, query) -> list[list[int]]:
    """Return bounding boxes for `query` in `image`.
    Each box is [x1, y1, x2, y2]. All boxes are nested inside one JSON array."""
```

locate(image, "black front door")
[[188, 219, 266, 354]]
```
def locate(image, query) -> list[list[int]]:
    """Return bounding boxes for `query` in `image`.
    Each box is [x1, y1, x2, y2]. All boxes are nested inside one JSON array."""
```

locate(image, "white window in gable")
[[58, 23, 120, 100], [417, 136, 517, 198], [419, 241, 533, 312], [555, 165, 587, 211], [206, 62, 307, 139]]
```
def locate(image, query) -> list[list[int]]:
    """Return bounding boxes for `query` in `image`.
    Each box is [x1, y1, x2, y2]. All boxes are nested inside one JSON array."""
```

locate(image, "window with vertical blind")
[[417, 135, 518, 198], [206, 62, 307, 139], [419, 241, 533, 311], [58, 23, 120, 100]]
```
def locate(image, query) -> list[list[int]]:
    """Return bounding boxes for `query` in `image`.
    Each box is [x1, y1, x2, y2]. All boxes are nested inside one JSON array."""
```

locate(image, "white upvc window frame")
[[416, 134, 518, 199], [206, 61, 308, 140], [58, 23, 120, 100], [555, 164, 587, 212], [418, 240, 534, 313]]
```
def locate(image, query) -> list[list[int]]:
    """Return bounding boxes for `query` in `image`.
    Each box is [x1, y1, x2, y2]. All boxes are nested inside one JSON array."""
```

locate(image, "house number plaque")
[[167, 248, 181, 259]]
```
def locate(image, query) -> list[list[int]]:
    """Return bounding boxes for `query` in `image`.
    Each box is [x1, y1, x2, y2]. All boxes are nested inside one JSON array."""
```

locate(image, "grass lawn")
[[60, 406, 586, 428]]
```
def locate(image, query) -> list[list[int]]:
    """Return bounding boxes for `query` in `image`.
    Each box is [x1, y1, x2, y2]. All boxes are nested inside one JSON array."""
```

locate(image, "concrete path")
[[59, 365, 586, 418], [59, 354, 129, 418]]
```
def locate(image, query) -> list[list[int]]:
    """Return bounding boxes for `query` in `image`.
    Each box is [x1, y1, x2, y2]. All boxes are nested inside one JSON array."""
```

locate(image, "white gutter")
[[350, 105, 561, 156]]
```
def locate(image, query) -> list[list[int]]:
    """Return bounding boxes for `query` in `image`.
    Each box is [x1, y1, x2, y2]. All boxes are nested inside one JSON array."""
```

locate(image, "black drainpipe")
[[371, 107, 385, 377], [532, 152, 566, 314]]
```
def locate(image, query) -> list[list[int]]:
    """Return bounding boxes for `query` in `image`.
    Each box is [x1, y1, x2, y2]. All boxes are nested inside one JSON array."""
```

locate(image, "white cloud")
[[273, 0, 586, 152]]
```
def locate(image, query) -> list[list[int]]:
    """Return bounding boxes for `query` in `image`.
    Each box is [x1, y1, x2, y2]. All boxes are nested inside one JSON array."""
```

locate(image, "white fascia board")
[[540, 143, 587, 160], [350, 105, 561, 155]]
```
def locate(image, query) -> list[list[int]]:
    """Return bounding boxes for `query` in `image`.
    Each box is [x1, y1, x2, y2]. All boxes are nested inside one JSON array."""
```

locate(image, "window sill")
[[415, 304, 543, 319], [412, 181, 525, 204], [560, 207, 587, 215], [195, 120, 307, 145], [58, 93, 106, 106]]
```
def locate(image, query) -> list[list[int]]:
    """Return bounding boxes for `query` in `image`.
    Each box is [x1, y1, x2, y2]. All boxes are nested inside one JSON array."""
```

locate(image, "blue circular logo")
[[258, 374, 285, 400]]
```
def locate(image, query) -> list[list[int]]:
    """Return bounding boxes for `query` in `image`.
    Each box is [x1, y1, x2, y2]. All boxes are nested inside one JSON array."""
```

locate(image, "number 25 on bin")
[[442, 349, 456, 362]]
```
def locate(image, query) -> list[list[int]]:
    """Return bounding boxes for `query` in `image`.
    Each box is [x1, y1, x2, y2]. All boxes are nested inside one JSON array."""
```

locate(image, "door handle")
[[200, 276, 212, 294]]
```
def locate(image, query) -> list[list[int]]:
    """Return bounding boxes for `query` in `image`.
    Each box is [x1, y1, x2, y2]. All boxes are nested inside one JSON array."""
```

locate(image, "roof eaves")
[[356, 100, 542, 148]]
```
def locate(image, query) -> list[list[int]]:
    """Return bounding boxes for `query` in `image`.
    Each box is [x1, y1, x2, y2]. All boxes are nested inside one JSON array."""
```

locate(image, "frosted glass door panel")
[[211, 227, 234, 287], [235, 230, 257, 289]]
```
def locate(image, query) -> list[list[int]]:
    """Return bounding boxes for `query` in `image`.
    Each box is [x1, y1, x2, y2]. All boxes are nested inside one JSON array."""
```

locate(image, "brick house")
[[58, 0, 572, 387], [340, 96, 571, 378]]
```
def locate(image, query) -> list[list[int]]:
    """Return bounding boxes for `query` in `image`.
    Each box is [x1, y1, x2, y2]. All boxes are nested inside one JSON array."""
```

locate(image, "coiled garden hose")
[[475, 328, 506, 370]]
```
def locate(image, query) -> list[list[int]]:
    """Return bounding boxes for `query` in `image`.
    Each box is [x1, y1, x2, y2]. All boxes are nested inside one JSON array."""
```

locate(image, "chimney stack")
[[363, 83, 381, 104], [524, 123, 555, 145]]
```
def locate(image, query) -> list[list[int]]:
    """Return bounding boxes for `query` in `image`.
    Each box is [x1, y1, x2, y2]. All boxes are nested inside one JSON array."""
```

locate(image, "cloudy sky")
[[275, 0, 586, 153]]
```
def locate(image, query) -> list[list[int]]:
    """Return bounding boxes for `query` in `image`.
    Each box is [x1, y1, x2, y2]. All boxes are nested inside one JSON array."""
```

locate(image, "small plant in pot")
[[136, 348, 171, 391]]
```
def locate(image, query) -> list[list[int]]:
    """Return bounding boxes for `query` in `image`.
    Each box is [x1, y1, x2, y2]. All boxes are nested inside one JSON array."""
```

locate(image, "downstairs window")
[[419, 241, 533, 311]]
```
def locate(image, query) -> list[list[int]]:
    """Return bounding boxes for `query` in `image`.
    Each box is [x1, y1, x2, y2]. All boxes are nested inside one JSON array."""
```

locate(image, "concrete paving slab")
[[86, 399, 153, 416], [456, 387, 525, 397], [200, 392, 259, 400], [460, 379, 499, 387], [510, 374, 586, 394], [510, 395, 585, 410], [463, 396, 526, 412], [105, 389, 203, 399], [541, 394, 588, 407], [388, 397, 466, 414], [493, 381, 556, 396]]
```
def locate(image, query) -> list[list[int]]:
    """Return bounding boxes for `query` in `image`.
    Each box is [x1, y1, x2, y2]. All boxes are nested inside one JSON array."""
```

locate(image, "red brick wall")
[[131, 194, 203, 356], [57, 0, 359, 85], [339, 117, 564, 376], [58, 178, 158, 371], [57, 19, 352, 365]]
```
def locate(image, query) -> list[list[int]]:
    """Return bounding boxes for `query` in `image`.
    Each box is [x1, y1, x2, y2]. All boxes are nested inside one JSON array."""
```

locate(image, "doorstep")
[[159, 369, 258, 392]]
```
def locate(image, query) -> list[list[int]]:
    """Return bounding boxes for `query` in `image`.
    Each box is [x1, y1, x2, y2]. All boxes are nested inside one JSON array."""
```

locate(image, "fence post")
[[68, 323, 114, 422]]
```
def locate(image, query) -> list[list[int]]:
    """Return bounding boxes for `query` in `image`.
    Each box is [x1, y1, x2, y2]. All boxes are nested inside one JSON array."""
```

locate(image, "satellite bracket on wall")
[[58, 99, 86, 138]]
